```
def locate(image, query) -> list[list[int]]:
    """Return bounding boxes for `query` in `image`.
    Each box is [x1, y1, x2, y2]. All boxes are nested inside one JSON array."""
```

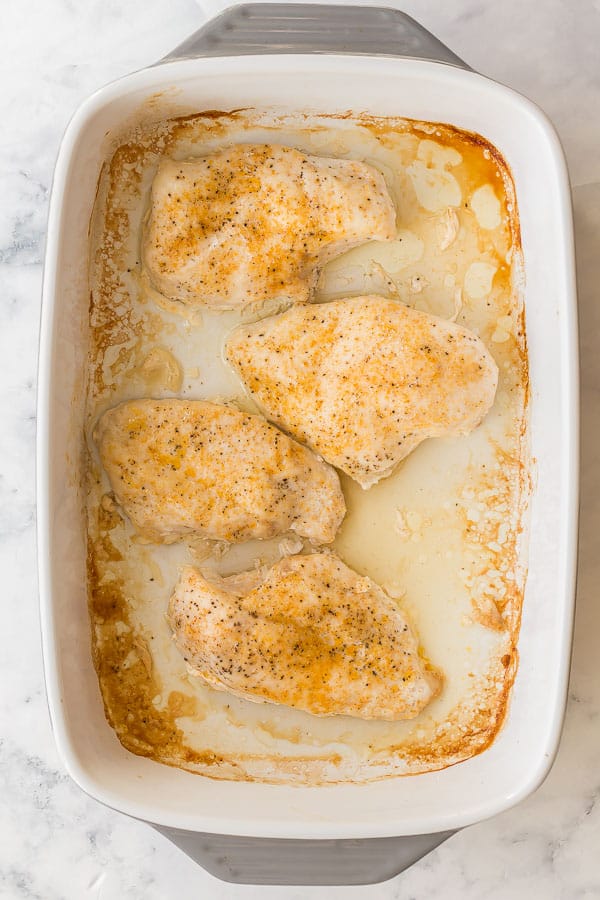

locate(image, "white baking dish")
[[37, 2, 578, 882]]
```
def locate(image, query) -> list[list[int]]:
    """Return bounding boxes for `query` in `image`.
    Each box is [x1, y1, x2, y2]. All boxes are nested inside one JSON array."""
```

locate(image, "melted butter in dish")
[[86, 109, 529, 784]]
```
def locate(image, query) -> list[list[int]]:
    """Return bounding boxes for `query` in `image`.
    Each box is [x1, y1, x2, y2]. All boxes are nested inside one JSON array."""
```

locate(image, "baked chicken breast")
[[95, 399, 345, 544], [226, 295, 499, 487], [168, 553, 441, 720], [142, 144, 396, 309]]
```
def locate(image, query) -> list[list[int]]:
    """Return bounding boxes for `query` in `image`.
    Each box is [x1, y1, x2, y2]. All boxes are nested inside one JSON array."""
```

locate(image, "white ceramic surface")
[[2, 0, 598, 897], [39, 46, 577, 838]]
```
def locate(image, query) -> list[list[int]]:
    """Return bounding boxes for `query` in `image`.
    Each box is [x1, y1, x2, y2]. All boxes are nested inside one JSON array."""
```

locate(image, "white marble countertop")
[[1, 0, 598, 896]]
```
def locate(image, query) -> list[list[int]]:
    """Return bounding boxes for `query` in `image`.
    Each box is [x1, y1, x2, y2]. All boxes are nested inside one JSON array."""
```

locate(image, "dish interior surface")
[[86, 107, 529, 784]]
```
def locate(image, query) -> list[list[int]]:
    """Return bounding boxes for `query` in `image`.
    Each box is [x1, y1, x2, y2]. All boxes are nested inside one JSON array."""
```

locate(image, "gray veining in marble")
[[1, 0, 598, 897]]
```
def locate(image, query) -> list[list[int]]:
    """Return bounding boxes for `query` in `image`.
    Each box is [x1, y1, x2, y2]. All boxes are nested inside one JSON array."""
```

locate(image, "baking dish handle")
[[162, 3, 469, 68], [155, 825, 458, 885]]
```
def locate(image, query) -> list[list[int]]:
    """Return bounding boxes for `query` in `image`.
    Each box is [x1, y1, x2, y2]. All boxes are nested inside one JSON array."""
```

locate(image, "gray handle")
[[163, 3, 468, 68], [155, 826, 457, 885]]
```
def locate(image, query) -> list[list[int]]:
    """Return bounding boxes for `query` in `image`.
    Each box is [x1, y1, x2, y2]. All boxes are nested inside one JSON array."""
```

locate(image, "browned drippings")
[[85, 107, 529, 785]]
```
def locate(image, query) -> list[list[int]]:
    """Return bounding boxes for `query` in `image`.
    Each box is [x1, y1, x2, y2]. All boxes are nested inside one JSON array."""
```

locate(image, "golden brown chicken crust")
[[142, 144, 396, 309], [226, 295, 499, 487], [168, 554, 442, 720], [95, 399, 345, 544]]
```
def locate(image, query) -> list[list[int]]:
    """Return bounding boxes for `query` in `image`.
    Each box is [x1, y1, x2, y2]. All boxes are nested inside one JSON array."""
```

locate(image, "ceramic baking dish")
[[38, 4, 579, 885]]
